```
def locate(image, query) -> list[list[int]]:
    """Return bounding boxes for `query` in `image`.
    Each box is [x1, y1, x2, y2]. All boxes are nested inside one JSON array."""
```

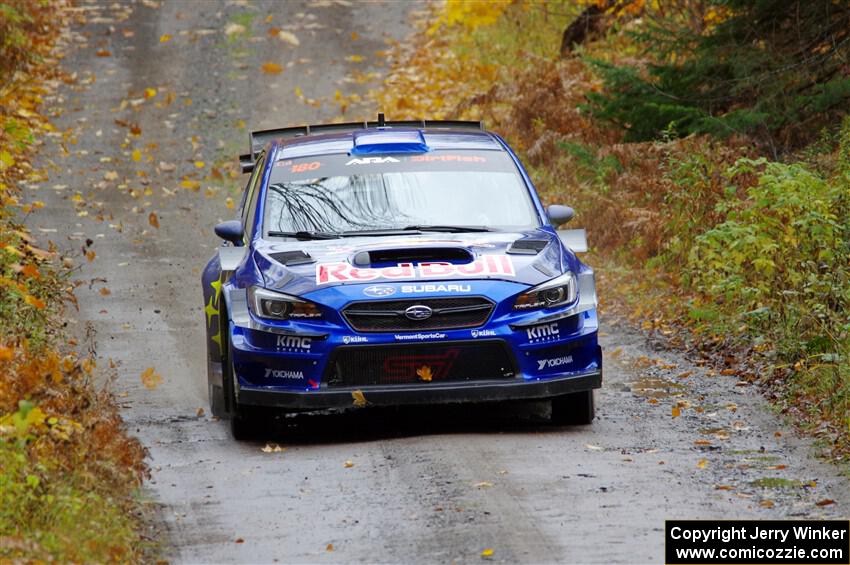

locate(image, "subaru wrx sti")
[[202, 116, 602, 438]]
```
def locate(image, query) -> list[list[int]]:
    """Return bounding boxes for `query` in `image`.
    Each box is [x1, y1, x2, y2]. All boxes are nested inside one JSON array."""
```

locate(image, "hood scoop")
[[269, 250, 315, 266], [352, 247, 473, 267], [507, 239, 549, 255]]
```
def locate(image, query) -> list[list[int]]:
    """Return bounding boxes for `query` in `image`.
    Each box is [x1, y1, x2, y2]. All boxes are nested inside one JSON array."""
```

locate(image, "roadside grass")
[[372, 1, 850, 460], [1, 1, 150, 561]]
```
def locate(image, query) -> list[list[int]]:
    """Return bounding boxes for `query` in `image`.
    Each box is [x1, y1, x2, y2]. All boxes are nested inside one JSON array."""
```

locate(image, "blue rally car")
[[202, 116, 602, 438]]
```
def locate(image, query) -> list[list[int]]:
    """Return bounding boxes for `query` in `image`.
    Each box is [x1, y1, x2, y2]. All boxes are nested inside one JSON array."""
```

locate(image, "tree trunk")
[[559, 3, 608, 58]]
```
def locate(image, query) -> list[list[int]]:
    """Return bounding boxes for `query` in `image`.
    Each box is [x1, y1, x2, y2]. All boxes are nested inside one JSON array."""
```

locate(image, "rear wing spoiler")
[[238, 114, 484, 174]]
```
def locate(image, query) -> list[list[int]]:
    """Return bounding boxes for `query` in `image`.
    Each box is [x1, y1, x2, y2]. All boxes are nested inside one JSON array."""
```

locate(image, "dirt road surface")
[[30, 1, 850, 563]]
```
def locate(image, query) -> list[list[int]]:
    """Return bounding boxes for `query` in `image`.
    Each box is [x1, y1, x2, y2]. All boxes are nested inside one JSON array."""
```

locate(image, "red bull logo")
[[316, 256, 516, 285]]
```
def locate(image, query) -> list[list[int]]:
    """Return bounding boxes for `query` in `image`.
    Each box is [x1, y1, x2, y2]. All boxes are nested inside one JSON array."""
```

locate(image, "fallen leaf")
[[343, 460, 354, 468], [23, 295, 46, 309], [132, 149, 142, 162], [345, 54, 364, 63], [715, 484, 733, 491], [225, 197, 234, 209], [481, 548, 494, 558], [140, 367, 163, 390], [671, 405, 681, 418], [261, 62, 283, 74], [766, 464, 787, 470], [224, 23, 245, 36], [277, 30, 300, 46], [160, 161, 176, 172], [351, 389, 366, 407], [104, 170, 119, 181], [759, 499, 775, 508], [694, 439, 712, 446], [196, 407, 205, 417], [585, 444, 603, 451], [96, 49, 111, 57], [697, 458, 708, 469], [86, 250, 96, 262], [416, 365, 433, 382], [235, 538, 244, 544], [99, 287, 111, 296], [815, 499, 835, 507], [194, 160, 205, 168], [181, 179, 200, 191], [261, 443, 285, 453], [159, 33, 171, 42], [474, 481, 493, 489], [326, 543, 334, 552], [148, 212, 160, 228], [144, 87, 157, 99]]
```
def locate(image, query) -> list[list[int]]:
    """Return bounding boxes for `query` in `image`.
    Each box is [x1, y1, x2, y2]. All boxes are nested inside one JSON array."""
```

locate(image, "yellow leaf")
[[194, 160, 205, 168], [140, 367, 163, 390], [159, 34, 171, 42], [32, 200, 45, 209], [343, 460, 354, 468], [261, 62, 283, 74], [697, 458, 708, 469], [671, 405, 681, 418], [24, 294, 46, 309], [276, 31, 300, 46], [85, 250, 96, 262], [144, 87, 157, 99], [345, 54, 364, 63], [351, 389, 367, 407], [481, 548, 494, 558], [180, 179, 200, 191], [148, 212, 160, 229], [225, 197, 235, 209], [132, 149, 142, 162], [294, 86, 303, 98], [416, 365, 433, 382]]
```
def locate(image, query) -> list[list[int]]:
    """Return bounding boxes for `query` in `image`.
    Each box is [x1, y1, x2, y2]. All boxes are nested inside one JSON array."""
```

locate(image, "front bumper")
[[237, 367, 601, 410]]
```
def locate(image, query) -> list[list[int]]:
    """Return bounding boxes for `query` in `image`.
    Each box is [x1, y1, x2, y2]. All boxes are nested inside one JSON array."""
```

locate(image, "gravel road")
[[30, 1, 850, 563]]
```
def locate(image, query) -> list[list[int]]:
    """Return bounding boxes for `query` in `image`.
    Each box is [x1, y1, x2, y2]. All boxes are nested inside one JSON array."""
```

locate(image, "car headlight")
[[513, 271, 578, 311], [247, 286, 322, 320]]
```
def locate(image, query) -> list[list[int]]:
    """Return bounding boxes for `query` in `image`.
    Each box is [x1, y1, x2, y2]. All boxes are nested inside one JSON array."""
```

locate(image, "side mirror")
[[547, 204, 575, 226], [214, 220, 245, 246]]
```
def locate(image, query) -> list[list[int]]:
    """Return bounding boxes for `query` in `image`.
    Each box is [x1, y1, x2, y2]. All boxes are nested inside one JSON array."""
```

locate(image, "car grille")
[[325, 341, 515, 388], [342, 297, 494, 332]]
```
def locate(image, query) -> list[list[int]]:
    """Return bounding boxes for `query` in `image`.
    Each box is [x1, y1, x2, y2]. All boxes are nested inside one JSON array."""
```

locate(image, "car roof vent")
[[506, 239, 549, 255], [269, 250, 315, 266], [350, 129, 430, 155]]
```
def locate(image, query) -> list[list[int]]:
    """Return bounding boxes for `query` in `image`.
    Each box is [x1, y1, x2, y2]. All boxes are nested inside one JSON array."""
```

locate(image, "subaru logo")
[[363, 285, 395, 297], [404, 305, 433, 321]]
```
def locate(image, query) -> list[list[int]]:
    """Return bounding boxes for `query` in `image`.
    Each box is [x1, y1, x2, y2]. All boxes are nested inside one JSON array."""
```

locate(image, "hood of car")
[[252, 228, 572, 297]]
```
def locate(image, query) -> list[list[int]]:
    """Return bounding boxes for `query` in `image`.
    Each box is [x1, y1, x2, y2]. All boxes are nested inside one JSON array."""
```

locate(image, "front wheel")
[[551, 390, 595, 425]]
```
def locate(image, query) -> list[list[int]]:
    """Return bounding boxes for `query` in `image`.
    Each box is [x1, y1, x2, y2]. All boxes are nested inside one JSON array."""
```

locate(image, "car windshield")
[[263, 150, 540, 236]]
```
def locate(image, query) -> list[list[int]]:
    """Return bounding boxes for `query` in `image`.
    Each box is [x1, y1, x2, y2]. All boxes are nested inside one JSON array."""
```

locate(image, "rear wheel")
[[551, 390, 595, 425]]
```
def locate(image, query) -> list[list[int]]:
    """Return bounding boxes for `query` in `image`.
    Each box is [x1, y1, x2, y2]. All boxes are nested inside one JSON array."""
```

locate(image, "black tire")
[[226, 356, 267, 441], [550, 390, 595, 425], [208, 362, 227, 418]]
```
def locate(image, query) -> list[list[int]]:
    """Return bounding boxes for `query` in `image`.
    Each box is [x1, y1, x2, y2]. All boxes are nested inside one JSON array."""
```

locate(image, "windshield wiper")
[[267, 230, 340, 240], [401, 224, 493, 233]]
